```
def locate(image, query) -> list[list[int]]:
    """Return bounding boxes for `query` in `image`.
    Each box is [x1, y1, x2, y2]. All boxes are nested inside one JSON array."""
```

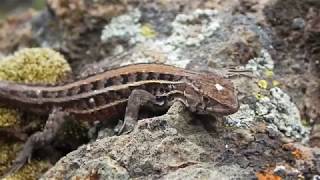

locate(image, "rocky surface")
[[0, 0, 319, 179], [42, 102, 318, 179]]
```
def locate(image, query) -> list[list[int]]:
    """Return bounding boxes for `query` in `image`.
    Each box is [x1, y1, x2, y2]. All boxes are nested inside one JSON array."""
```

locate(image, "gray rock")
[[257, 87, 309, 139], [101, 9, 144, 45], [42, 102, 255, 179]]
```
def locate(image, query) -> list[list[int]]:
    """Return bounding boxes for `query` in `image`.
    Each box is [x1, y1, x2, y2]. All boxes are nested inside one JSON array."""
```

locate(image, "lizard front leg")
[[4, 108, 68, 176], [117, 89, 165, 134]]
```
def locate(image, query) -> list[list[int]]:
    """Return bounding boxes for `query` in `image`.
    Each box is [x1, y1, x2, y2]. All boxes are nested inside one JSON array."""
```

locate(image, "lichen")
[[140, 24, 157, 38], [169, 9, 220, 47], [101, 9, 144, 45], [258, 80, 268, 89], [245, 49, 274, 76], [105, 9, 223, 68], [257, 88, 309, 139]]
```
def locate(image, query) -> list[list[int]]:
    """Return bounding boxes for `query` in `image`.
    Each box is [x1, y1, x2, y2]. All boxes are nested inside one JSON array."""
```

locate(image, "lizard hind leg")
[[116, 89, 165, 135], [3, 108, 68, 177]]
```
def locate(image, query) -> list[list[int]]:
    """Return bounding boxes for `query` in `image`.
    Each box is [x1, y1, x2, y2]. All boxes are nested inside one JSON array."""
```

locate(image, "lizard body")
[[0, 63, 239, 175]]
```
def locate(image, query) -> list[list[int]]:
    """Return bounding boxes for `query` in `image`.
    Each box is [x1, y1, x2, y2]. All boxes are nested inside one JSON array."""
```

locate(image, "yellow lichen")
[[264, 69, 274, 78], [0, 48, 71, 84], [272, 80, 280, 87], [140, 24, 157, 38], [255, 92, 266, 100], [258, 80, 268, 89]]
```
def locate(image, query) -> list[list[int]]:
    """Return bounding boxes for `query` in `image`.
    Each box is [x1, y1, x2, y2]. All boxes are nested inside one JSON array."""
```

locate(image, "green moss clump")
[[0, 48, 71, 128], [0, 108, 19, 127], [0, 143, 50, 180], [4, 161, 50, 180], [0, 48, 72, 178], [0, 48, 71, 84], [0, 143, 20, 173]]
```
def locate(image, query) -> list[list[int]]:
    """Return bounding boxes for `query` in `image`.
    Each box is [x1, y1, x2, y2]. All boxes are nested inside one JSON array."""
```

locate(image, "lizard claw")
[[114, 120, 123, 134], [119, 123, 135, 135], [115, 119, 135, 135]]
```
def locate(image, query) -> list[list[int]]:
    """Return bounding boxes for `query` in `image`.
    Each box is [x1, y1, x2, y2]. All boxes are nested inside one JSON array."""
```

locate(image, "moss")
[[0, 48, 71, 127], [0, 143, 20, 173], [0, 48, 71, 84], [0, 48, 71, 178], [0, 143, 50, 180], [32, 0, 46, 10], [0, 108, 19, 127]]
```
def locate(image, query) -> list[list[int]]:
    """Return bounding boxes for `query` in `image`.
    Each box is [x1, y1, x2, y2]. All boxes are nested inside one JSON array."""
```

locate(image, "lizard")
[[0, 63, 239, 175]]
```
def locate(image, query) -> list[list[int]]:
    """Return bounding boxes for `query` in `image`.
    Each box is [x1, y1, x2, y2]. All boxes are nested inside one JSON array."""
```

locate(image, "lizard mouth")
[[206, 103, 239, 115]]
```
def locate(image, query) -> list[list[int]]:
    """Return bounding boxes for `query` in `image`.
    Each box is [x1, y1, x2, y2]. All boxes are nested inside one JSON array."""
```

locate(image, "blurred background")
[[0, 0, 45, 19]]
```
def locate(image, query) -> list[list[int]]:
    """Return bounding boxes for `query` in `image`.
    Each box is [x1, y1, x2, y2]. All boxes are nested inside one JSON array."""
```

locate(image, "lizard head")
[[183, 73, 239, 116]]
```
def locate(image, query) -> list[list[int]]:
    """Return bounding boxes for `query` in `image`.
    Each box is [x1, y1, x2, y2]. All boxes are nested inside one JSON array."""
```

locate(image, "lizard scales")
[[0, 63, 239, 121]]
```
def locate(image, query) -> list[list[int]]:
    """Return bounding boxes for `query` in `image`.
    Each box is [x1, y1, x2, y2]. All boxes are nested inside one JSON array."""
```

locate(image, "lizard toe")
[[114, 120, 124, 135], [117, 120, 135, 135]]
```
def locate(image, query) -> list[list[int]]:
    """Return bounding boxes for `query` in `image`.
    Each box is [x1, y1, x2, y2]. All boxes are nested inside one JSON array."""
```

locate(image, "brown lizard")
[[0, 63, 239, 174]]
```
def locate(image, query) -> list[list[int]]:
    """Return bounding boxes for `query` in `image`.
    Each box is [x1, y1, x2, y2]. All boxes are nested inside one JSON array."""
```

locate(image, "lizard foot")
[[2, 108, 67, 178]]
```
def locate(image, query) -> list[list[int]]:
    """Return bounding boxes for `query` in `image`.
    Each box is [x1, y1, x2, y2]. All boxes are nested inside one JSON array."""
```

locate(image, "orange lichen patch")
[[283, 144, 304, 160], [282, 143, 313, 161], [291, 149, 304, 159], [256, 171, 282, 180]]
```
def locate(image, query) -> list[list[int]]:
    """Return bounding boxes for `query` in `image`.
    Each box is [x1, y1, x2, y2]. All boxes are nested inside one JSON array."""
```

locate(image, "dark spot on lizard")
[[105, 78, 113, 87], [80, 83, 93, 93], [121, 74, 129, 84], [67, 86, 81, 96]]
